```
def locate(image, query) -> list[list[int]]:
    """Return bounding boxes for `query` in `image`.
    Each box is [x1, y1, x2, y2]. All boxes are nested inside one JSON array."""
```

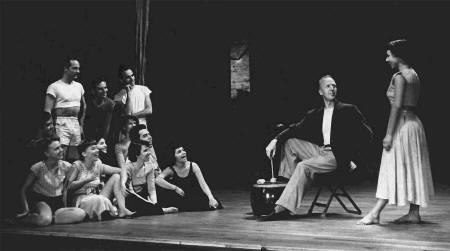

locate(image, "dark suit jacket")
[[275, 100, 373, 171]]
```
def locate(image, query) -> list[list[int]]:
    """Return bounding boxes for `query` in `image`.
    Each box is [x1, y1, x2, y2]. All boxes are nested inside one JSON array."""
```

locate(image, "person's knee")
[[34, 202, 53, 226], [54, 207, 86, 224], [110, 173, 120, 182], [296, 163, 311, 175]]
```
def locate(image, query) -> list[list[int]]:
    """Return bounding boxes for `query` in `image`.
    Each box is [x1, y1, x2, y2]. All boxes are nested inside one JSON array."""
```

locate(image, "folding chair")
[[307, 169, 361, 217]]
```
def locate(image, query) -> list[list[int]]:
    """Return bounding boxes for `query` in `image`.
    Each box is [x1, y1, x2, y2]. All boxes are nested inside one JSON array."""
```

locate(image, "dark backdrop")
[[2, 1, 449, 216]]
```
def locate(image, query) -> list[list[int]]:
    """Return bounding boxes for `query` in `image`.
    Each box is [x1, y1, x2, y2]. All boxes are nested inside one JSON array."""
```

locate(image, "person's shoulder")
[[104, 97, 115, 110], [138, 84, 151, 93], [191, 162, 201, 171], [59, 160, 72, 167], [72, 160, 83, 169], [105, 97, 114, 104], [46, 80, 62, 91], [30, 161, 44, 170], [72, 80, 83, 86], [59, 160, 72, 171], [114, 89, 127, 101], [336, 102, 363, 115]]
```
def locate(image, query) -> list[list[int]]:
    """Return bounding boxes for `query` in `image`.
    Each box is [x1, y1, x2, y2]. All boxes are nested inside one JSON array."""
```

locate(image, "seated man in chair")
[[262, 75, 373, 220]]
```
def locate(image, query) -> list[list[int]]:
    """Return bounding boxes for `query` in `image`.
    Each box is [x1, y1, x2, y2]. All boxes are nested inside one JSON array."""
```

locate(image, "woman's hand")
[[208, 197, 219, 209], [16, 210, 29, 218], [174, 186, 185, 197], [383, 135, 393, 151], [86, 173, 98, 183]]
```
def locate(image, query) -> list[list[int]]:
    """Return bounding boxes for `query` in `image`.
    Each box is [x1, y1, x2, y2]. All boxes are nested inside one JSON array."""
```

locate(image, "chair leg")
[[308, 186, 323, 215], [338, 186, 361, 215], [321, 185, 338, 217]]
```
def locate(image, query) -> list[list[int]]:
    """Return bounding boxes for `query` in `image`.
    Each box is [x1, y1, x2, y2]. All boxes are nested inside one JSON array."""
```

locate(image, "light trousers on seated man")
[[276, 138, 337, 214]]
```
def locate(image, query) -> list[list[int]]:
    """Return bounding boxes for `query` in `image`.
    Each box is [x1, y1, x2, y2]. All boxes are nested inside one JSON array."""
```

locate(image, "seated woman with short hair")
[[67, 139, 134, 220], [120, 140, 178, 215], [17, 136, 85, 226], [156, 144, 223, 212]]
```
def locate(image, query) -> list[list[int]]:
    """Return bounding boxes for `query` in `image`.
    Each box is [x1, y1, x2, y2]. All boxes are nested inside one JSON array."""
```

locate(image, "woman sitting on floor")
[[17, 136, 85, 226], [67, 139, 134, 220], [115, 115, 139, 169], [120, 140, 178, 216], [156, 144, 223, 211]]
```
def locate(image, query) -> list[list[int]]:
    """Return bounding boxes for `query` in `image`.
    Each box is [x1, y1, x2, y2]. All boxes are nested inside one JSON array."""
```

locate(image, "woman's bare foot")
[[357, 213, 380, 225], [393, 214, 421, 224], [162, 207, 178, 214], [118, 208, 136, 218], [274, 205, 286, 214]]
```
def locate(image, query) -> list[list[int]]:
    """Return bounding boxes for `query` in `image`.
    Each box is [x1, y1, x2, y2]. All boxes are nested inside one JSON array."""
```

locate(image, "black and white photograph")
[[1, 0, 450, 250]]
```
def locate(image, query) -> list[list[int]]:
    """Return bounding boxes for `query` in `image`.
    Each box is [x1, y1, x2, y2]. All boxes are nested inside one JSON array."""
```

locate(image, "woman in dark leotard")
[[156, 145, 223, 211]]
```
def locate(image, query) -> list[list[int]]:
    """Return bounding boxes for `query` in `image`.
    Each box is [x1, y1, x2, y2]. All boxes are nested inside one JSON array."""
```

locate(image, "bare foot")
[[118, 208, 136, 218], [162, 207, 178, 214], [357, 213, 380, 225], [393, 214, 421, 224], [274, 205, 287, 214]]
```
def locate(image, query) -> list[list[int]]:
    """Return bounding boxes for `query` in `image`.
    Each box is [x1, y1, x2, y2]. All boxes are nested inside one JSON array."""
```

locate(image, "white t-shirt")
[[46, 80, 85, 108], [322, 107, 334, 146], [114, 85, 152, 126]]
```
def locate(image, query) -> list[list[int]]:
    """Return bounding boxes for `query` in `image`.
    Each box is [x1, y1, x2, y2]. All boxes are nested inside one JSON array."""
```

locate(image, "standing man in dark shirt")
[[84, 78, 115, 141]]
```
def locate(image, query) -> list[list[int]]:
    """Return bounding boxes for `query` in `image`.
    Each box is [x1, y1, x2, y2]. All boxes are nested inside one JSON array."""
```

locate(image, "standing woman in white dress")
[[358, 39, 434, 225]]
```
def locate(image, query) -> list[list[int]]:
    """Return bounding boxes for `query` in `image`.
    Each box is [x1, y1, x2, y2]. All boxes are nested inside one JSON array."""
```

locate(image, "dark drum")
[[250, 182, 287, 216]]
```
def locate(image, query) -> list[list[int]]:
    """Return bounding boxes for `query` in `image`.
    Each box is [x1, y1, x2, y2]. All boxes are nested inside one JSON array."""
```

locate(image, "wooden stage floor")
[[1, 182, 450, 251]]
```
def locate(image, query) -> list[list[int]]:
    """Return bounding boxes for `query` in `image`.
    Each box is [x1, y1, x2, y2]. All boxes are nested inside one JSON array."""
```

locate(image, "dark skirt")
[[126, 190, 164, 216], [156, 186, 223, 212], [28, 190, 64, 213]]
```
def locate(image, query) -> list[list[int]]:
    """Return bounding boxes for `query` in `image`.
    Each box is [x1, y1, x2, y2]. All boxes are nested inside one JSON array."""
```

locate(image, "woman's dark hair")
[[387, 39, 413, 65], [129, 124, 147, 142], [38, 136, 60, 160], [166, 142, 187, 166], [118, 115, 139, 135], [128, 140, 151, 162], [77, 139, 98, 161]]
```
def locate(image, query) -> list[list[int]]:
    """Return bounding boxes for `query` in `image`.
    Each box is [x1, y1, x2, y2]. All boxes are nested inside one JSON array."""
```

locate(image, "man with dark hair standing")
[[114, 65, 153, 128], [262, 75, 373, 220], [84, 78, 115, 141], [43, 58, 86, 160]]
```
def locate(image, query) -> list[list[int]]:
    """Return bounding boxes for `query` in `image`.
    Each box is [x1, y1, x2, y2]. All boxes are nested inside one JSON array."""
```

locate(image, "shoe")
[[259, 210, 291, 221]]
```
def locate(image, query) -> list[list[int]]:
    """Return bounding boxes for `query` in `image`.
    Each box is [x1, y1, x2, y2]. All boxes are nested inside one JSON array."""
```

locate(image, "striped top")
[[31, 160, 72, 197]]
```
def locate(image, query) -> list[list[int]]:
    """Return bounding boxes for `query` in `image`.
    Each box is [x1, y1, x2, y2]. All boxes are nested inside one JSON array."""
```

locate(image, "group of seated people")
[[17, 117, 223, 226], [14, 59, 223, 226]]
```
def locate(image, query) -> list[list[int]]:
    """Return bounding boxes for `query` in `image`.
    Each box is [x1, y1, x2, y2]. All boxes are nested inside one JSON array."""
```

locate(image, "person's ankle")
[[274, 205, 285, 213]]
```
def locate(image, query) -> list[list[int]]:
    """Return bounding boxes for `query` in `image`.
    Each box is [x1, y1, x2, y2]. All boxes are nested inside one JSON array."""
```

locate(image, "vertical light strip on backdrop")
[[136, 0, 150, 86]]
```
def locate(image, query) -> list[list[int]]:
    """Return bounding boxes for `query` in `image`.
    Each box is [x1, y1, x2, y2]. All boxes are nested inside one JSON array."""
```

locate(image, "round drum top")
[[252, 182, 287, 188]]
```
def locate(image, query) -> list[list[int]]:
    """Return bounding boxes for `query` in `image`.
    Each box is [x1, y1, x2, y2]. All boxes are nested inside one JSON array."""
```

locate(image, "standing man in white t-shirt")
[[43, 58, 86, 160], [114, 65, 152, 127], [261, 75, 373, 220]]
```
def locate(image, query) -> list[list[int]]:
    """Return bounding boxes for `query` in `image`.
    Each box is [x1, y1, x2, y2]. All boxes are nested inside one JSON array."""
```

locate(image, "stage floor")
[[1, 182, 450, 251]]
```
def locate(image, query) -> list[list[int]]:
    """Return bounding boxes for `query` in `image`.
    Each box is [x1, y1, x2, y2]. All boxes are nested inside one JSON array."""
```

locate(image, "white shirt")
[[46, 80, 85, 108], [322, 107, 334, 146], [114, 85, 151, 126]]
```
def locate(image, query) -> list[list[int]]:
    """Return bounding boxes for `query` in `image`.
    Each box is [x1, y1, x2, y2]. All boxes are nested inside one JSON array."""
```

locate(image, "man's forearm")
[[132, 108, 152, 118]]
